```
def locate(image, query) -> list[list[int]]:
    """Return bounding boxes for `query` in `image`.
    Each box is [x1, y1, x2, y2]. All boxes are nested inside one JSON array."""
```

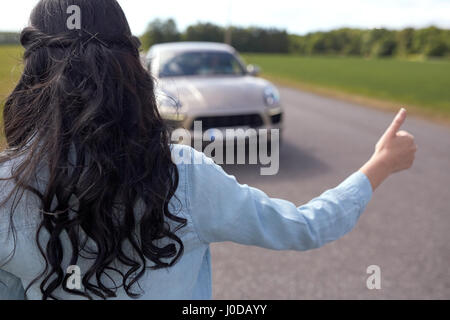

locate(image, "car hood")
[[157, 75, 272, 114]]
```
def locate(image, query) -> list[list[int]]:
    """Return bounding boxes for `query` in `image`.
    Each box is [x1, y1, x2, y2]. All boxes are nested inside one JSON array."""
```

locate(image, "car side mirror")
[[247, 64, 261, 76]]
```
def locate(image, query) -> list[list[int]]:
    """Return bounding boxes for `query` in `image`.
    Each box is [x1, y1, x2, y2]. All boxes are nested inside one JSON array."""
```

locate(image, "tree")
[[411, 26, 448, 57], [288, 34, 307, 54], [140, 18, 180, 50], [372, 34, 397, 57], [184, 23, 225, 43], [396, 28, 415, 56]]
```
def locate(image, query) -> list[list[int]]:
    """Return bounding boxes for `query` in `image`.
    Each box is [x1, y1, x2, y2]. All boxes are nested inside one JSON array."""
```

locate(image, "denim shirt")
[[0, 144, 372, 300]]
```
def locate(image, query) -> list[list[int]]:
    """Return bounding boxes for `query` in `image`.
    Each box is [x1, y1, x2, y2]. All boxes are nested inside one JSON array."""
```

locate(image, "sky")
[[0, 0, 449, 35]]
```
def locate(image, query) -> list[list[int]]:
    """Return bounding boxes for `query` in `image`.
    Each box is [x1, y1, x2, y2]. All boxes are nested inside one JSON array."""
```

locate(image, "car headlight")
[[156, 90, 182, 109], [264, 86, 280, 106], [155, 90, 185, 125]]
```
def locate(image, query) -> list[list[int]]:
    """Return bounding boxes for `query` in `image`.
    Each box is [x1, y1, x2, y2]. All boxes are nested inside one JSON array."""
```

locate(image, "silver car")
[[145, 42, 283, 145]]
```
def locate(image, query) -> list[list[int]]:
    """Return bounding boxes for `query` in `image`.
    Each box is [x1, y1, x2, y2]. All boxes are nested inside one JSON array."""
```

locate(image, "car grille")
[[164, 119, 184, 130], [191, 114, 264, 131]]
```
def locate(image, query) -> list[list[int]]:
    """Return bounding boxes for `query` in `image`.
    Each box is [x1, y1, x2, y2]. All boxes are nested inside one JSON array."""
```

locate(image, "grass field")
[[0, 45, 23, 146], [242, 54, 450, 120], [0, 45, 22, 97]]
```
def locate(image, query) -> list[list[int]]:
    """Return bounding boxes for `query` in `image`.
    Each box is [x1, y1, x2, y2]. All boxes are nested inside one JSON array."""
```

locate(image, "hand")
[[360, 108, 417, 190]]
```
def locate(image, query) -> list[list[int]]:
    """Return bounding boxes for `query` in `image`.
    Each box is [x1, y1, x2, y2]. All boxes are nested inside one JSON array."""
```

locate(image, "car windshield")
[[158, 50, 246, 78]]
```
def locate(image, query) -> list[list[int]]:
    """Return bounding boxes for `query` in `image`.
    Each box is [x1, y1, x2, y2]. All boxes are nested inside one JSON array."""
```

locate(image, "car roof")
[[147, 42, 236, 56]]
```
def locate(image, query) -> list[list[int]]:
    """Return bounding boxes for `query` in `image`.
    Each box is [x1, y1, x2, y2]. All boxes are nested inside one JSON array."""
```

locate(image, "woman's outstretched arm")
[[182, 108, 416, 250]]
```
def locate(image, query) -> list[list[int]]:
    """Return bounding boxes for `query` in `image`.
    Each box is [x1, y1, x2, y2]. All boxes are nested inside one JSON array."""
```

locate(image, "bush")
[[424, 41, 448, 57], [371, 36, 397, 57]]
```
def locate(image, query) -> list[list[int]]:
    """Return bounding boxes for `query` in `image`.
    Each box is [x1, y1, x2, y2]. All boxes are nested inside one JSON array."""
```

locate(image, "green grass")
[[0, 45, 23, 97], [0, 45, 22, 146], [241, 54, 450, 118]]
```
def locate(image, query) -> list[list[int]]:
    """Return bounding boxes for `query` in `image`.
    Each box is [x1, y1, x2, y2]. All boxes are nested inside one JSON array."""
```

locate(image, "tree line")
[[0, 32, 20, 45], [1, 19, 448, 58], [289, 27, 450, 57], [140, 19, 450, 58], [140, 19, 289, 53]]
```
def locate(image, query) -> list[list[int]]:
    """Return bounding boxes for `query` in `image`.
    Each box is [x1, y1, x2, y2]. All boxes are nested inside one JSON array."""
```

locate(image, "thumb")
[[382, 108, 407, 140]]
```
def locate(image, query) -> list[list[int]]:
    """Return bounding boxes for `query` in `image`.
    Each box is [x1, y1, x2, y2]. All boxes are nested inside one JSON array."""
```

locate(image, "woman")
[[0, 0, 416, 300]]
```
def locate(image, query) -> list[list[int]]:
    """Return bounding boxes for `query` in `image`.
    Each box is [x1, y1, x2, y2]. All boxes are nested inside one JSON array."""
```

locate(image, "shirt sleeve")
[[182, 146, 373, 251]]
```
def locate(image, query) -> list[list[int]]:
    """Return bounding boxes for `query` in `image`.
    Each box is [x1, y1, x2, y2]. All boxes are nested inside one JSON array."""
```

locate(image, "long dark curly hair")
[[0, 0, 186, 299]]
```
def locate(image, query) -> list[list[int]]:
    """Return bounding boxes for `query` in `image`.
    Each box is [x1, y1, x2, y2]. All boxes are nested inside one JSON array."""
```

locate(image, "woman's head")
[[1, 0, 186, 299], [8, 0, 144, 148], [29, 0, 131, 38]]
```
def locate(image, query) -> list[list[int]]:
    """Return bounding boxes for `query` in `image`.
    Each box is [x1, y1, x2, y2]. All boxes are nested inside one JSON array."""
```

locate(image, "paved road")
[[211, 87, 450, 299]]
